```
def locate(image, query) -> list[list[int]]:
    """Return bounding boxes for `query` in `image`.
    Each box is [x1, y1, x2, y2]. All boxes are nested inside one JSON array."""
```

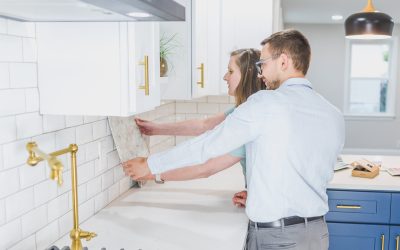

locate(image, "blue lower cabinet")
[[389, 226, 400, 250], [328, 223, 389, 250], [391, 194, 400, 224]]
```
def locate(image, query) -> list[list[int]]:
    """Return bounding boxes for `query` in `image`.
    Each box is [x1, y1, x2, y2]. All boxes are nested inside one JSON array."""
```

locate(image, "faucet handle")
[[80, 230, 97, 241]]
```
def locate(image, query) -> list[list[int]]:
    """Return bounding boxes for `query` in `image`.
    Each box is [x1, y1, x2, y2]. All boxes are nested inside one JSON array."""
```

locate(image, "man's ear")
[[280, 53, 290, 71]]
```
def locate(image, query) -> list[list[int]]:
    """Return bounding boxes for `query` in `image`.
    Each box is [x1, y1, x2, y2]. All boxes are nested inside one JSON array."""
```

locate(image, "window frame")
[[343, 37, 398, 120]]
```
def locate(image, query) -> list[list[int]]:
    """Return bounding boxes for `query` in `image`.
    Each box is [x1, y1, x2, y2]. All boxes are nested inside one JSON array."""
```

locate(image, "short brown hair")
[[231, 48, 265, 106], [261, 29, 311, 75]]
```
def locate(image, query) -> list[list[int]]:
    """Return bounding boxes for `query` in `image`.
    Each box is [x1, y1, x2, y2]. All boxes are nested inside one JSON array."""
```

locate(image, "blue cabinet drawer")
[[391, 193, 400, 224], [328, 223, 389, 250], [326, 190, 391, 224]]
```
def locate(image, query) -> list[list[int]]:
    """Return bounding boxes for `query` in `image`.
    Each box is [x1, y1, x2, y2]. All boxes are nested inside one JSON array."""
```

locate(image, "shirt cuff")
[[147, 155, 163, 174]]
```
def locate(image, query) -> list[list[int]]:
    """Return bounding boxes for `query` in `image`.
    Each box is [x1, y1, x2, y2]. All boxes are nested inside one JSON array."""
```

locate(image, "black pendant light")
[[345, 0, 394, 39]]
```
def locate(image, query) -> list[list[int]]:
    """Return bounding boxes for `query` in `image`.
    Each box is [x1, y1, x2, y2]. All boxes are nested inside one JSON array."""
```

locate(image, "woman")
[[135, 48, 264, 207]]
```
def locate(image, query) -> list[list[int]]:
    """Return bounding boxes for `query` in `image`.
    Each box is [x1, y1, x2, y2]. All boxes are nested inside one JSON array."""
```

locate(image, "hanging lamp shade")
[[345, 0, 394, 39]]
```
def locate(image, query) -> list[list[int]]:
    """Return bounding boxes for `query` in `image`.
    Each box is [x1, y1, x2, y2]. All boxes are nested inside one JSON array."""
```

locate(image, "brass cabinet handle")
[[336, 205, 361, 209], [197, 63, 204, 88], [139, 55, 150, 96], [396, 235, 399, 250], [381, 234, 384, 250]]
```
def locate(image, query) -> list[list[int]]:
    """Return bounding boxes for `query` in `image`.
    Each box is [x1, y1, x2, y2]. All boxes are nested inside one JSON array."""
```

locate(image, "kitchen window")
[[344, 38, 398, 119]]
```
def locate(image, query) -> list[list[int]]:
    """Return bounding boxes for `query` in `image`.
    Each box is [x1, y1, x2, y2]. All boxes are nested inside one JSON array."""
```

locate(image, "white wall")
[[285, 23, 400, 153], [0, 19, 175, 250]]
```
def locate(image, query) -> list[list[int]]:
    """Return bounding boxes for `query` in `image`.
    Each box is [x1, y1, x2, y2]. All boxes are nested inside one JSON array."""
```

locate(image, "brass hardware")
[[336, 205, 361, 209], [381, 234, 384, 250], [197, 63, 204, 88], [26, 142, 96, 250], [396, 235, 399, 250], [139, 55, 150, 95], [363, 0, 376, 12]]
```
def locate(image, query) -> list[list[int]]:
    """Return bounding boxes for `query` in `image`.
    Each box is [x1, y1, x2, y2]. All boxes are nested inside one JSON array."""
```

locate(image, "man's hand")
[[122, 157, 151, 180], [232, 190, 247, 208], [135, 118, 161, 136]]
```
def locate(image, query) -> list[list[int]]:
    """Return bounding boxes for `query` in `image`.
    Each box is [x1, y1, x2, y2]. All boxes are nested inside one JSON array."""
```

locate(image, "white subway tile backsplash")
[[176, 102, 197, 113], [207, 95, 230, 103], [113, 165, 124, 183], [34, 180, 58, 207], [42, 115, 66, 133], [189, 96, 208, 103], [58, 210, 72, 237], [0, 116, 16, 144], [9, 63, 37, 88], [79, 198, 94, 222], [25, 88, 39, 112], [92, 120, 107, 140], [101, 169, 114, 191], [8, 234, 36, 250], [229, 96, 236, 103], [77, 161, 95, 185], [100, 136, 114, 155], [0, 219, 21, 249], [47, 193, 69, 222], [84, 141, 100, 162], [16, 112, 43, 139], [7, 20, 35, 38], [108, 182, 119, 202], [19, 162, 45, 189], [22, 38, 37, 62], [0, 63, 9, 89], [35, 220, 59, 250], [55, 127, 76, 149], [119, 177, 131, 195], [107, 150, 120, 168], [84, 116, 103, 123], [77, 184, 87, 205], [0, 199, 5, 225], [2, 139, 30, 169], [21, 204, 47, 238], [76, 123, 93, 145], [32, 132, 56, 154], [65, 116, 83, 127], [94, 158, 107, 176], [0, 35, 22, 62], [0, 168, 20, 199], [219, 103, 235, 113], [0, 89, 25, 115], [86, 176, 101, 199], [185, 113, 208, 120], [94, 191, 108, 213], [5, 188, 34, 221], [197, 103, 220, 114]]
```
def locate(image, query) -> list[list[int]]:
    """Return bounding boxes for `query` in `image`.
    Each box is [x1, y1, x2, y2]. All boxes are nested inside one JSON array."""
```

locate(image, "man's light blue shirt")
[[148, 78, 345, 223]]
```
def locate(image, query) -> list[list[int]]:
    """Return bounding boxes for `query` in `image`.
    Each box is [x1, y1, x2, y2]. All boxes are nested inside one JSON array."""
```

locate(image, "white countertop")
[[328, 154, 400, 191], [54, 165, 249, 250], [53, 154, 400, 250]]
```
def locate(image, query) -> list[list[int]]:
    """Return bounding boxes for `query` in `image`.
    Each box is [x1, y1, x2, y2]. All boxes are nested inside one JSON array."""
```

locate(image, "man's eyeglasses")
[[255, 56, 275, 75]]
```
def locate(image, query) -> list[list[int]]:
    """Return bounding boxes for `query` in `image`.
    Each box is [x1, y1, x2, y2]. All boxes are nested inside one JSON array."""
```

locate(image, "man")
[[123, 29, 345, 250]]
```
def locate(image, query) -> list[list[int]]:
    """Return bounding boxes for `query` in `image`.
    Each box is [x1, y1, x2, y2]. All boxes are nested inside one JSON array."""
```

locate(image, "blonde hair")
[[230, 48, 265, 106]]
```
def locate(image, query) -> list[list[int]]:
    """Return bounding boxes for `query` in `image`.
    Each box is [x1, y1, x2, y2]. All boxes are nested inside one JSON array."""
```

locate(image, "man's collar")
[[280, 77, 312, 89]]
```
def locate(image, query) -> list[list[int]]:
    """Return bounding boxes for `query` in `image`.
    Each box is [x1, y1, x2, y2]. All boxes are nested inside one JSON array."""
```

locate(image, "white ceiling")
[[282, 0, 400, 24]]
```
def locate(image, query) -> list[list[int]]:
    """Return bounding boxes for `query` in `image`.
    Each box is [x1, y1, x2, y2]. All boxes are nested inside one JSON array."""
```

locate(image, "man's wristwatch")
[[155, 174, 165, 184]]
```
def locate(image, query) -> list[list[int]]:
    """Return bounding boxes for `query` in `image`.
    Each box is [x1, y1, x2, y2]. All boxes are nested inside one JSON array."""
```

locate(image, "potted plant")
[[159, 32, 180, 77]]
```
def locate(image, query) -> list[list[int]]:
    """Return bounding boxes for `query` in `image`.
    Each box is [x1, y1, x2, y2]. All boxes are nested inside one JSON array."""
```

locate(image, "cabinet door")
[[390, 226, 400, 250], [192, 0, 220, 98], [159, 0, 192, 100], [328, 223, 389, 250], [128, 22, 160, 114]]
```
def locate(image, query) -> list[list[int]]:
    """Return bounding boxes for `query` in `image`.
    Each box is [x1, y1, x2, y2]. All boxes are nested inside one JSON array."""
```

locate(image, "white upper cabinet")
[[36, 22, 160, 117], [159, 0, 221, 100], [160, 0, 276, 99]]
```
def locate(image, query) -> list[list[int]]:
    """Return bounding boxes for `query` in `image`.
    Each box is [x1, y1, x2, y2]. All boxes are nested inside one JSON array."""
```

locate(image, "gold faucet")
[[26, 142, 97, 250]]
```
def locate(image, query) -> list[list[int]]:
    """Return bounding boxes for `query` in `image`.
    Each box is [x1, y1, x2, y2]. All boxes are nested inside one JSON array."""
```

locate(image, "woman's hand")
[[232, 190, 247, 208], [135, 118, 161, 135]]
